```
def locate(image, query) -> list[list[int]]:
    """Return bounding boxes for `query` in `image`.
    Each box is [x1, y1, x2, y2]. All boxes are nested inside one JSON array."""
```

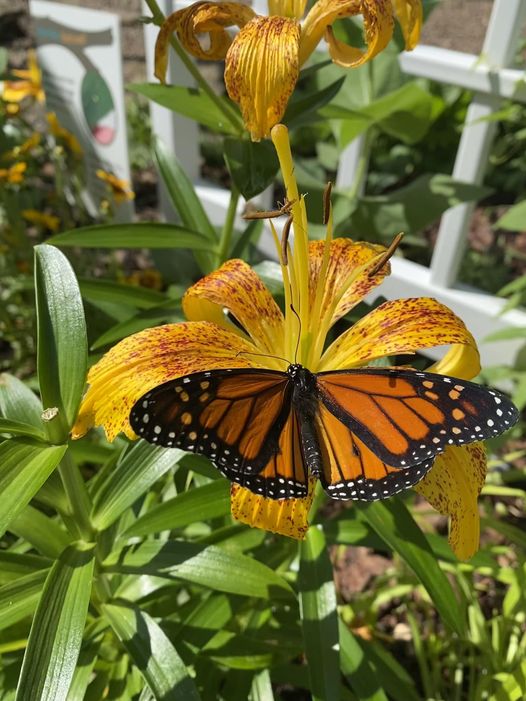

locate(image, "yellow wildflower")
[[2, 50, 45, 104], [0, 162, 27, 184], [22, 209, 60, 233], [47, 113, 83, 157], [96, 169, 135, 205], [2, 133, 41, 162]]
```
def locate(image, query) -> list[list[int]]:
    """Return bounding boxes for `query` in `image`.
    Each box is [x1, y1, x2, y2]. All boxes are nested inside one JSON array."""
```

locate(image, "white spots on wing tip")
[[142, 400, 148, 409], [168, 432, 175, 438], [494, 396, 501, 404], [154, 425, 161, 435], [182, 378, 191, 384], [497, 409, 503, 417], [142, 414, 149, 424], [443, 377, 452, 383], [487, 419, 494, 427]]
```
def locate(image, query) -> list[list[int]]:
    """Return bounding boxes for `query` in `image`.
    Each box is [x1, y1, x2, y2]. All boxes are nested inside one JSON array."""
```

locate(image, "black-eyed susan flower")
[[2, 50, 45, 105], [0, 162, 27, 184], [154, 0, 422, 139], [69, 124, 509, 560], [22, 209, 60, 233], [47, 113, 83, 157], [1, 133, 41, 162], [96, 169, 135, 205]]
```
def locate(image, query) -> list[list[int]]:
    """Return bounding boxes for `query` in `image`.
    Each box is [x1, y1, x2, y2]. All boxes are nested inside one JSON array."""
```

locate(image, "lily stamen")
[[367, 232, 404, 278]]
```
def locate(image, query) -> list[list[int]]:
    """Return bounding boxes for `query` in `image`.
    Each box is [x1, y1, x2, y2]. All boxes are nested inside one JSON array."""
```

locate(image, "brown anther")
[[367, 233, 404, 278], [323, 182, 332, 225], [242, 198, 295, 220], [281, 214, 293, 265]]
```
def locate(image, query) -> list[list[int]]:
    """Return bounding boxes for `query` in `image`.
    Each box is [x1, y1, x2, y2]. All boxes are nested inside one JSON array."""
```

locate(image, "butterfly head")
[[287, 363, 316, 392]]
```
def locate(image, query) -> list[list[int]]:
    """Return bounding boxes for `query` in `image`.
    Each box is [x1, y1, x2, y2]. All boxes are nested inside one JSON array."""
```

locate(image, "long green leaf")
[[91, 443, 184, 531], [0, 439, 67, 537], [299, 527, 340, 701], [153, 139, 216, 242], [123, 480, 231, 538], [0, 570, 49, 632], [78, 278, 167, 309], [129, 83, 239, 135], [90, 302, 183, 350], [356, 499, 465, 635], [0, 551, 52, 585], [48, 223, 213, 250], [104, 541, 293, 598], [0, 417, 46, 441], [0, 373, 43, 428], [15, 542, 95, 701], [339, 620, 389, 701], [10, 505, 72, 558], [35, 244, 87, 441], [103, 602, 201, 701]]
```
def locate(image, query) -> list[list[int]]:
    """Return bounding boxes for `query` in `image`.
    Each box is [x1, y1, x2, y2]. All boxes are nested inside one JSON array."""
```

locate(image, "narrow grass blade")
[[123, 480, 231, 538], [0, 439, 67, 537], [10, 505, 72, 558], [104, 541, 293, 598], [78, 278, 167, 309], [35, 244, 87, 441], [15, 542, 95, 701], [91, 443, 184, 531], [0, 418, 47, 441], [356, 499, 464, 636], [299, 527, 340, 701], [103, 602, 201, 701]]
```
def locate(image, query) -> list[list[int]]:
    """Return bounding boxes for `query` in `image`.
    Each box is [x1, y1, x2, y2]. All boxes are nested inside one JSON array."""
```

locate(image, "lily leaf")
[[0, 439, 67, 538], [48, 223, 212, 250], [15, 543, 95, 701], [299, 527, 340, 701], [129, 83, 239, 135], [224, 138, 279, 200], [103, 602, 201, 701], [35, 245, 87, 441], [104, 541, 293, 598]]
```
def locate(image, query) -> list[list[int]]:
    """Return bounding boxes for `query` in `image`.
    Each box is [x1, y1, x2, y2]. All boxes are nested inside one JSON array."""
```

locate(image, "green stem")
[[217, 185, 240, 263], [58, 450, 95, 542], [347, 127, 374, 201], [143, 0, 244, 134]]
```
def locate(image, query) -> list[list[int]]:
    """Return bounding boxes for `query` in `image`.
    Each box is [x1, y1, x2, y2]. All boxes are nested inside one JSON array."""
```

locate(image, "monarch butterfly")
[[129, 364, 518, 501]]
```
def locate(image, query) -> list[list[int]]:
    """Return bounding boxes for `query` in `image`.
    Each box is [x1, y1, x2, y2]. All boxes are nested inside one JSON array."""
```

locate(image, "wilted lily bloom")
[[73, 124, 499, 559], [154, 0, 422, 140], [1, 50, 45, 105]]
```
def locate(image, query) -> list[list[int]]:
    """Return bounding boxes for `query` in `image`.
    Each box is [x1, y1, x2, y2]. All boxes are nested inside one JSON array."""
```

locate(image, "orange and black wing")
[[316, 368, 518, 468], [130, 368, 308, 498], [315, 402, 433, 500]]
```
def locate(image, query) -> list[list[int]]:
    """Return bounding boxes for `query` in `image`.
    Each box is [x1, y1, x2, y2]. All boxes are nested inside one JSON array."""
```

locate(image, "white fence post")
[[429, 0, 526, 287]]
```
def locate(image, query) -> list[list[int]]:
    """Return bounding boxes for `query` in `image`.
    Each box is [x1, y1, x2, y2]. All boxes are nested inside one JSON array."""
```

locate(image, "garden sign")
[[29, 0, 133, 218]]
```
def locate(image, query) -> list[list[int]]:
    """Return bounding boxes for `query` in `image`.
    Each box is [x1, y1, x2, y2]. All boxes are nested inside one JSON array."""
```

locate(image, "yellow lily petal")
[[72, 321, 260, 442], [225, 16, 300, 141], [392, 0, 422, 51], [268, 0, 308, 19], [319, 297, 480, 372], [309, 238, 389, 328], [300, 0, 394, 68], [230, 479, 316, 539], [155, 2, 255, 79], [415, 443, 486, 560], [427, 342, 481, 382], [183, 259, 286, 363]]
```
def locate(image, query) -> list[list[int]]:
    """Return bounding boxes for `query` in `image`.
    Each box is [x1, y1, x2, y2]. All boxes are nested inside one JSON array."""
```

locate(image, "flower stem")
[[58, 450, 95, 542], [143, 0, 244, 134], [217, 185, 240, 264]]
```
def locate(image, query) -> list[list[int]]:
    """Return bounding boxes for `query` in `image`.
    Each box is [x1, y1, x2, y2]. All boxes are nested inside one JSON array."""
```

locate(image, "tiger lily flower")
[[154, 0, 422, 140], [1, 50, 45, 105], [73, 124, 488, 559]]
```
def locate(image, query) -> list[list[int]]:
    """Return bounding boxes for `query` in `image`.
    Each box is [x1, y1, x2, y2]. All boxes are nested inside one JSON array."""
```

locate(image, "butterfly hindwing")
[[130, 368, 309, 496], [314, 401, 433, 501], [316, 368, 518, 468]]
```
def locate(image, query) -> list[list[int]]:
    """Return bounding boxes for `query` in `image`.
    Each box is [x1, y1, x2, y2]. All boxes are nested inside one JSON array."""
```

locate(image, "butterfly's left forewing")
[[130, 368, 309, 497], [130, 368, 291, 478], [316, 368, 518, 468]]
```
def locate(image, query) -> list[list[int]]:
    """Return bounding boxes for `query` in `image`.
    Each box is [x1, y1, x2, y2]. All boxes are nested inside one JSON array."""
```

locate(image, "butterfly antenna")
[[236, 350, 289, 367], [289, 303, 302, 363]]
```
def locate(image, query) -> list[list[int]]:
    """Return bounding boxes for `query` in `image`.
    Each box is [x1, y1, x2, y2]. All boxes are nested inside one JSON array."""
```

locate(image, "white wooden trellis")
[[143, 0, 526, 368]]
